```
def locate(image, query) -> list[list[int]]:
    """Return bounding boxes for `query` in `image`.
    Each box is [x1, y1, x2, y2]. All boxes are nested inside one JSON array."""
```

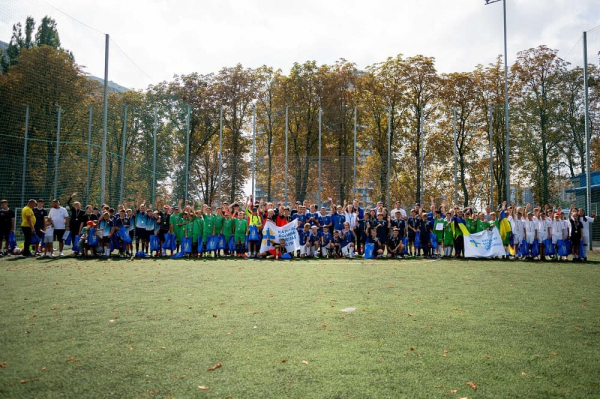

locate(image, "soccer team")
[[0, 194, 596, 261]]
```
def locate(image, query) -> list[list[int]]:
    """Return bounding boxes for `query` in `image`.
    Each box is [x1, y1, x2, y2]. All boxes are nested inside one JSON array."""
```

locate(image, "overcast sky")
[[1, 0, 599, 90]]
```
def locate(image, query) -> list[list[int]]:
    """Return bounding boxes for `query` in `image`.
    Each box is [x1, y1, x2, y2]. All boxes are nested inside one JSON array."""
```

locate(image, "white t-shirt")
[[391, 208, 407, 220], [44, 226, 54, 238], [581, 216, 594, 240], [48, 207, 69, 229]]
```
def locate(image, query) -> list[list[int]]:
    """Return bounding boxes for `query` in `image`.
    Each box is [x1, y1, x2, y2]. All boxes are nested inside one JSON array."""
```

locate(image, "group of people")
[[0, 193, 596, 262]]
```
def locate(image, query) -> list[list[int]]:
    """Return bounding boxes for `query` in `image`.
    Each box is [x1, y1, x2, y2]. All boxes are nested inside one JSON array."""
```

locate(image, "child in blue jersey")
[[306, 225, 320, 258], [299, 223, 311, 258], [331, 205, 346, 233], [333, 230, 342, 257], [115, 209, 130, 258], [340, 222, 355, 258], [320, 226, 334, 258], [135, 203, 148, 253], [317, 207, 331, 234], [98, 212, 114, 258], [292, 206, 307, 235], [144, 208, 155, 254]]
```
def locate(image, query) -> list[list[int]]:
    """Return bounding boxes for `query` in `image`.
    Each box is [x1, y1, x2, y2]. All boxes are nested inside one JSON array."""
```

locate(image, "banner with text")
[[259, 220, 301, 254], [464, 227, 506, 258]]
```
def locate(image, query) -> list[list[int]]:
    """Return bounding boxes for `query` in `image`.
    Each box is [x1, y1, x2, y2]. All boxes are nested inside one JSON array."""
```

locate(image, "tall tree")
[[512, 46, 567, 205]]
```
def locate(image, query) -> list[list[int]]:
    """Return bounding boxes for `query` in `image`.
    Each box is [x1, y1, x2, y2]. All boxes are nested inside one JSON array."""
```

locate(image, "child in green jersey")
[[202, 205, 215, 258], [222, 211, 234, 256], [443, 211, 454, 257], [433, 210, 446, 259], [234, 210, 248, 257]]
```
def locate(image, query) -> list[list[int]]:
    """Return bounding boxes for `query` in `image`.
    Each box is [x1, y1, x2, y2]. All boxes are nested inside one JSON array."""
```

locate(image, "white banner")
[[259, 220, 301, 254], [464, 227, 506, 258]]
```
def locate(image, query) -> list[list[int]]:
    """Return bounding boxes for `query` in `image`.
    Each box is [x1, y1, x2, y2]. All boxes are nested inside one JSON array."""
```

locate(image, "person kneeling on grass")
[[368, 226, 385, 258], [387, 228, 404, 259], [341, 222, 355, 259], [299, 223, 312, 258], [320, 226, 334, 258], [307, 225, 320, 258]]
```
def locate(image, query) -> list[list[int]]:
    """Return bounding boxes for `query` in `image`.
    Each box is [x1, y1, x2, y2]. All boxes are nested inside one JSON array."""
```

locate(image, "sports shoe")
[[59, 252, 64, 257]]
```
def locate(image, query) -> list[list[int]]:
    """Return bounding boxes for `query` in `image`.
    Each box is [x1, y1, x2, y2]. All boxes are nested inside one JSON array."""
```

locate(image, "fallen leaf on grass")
[[301, 360, 309, 365], [466, 381, 478, 390], [129, 346, 134, 350], [20, 379, 28, 384], [450, 390, 457, 393], [521, 371, 528, 376], [198, 386, 210, 390], [207, 362, 222, 371], [409, 346, 414, 351], [0, 362, 6, 368], [407, 313, 413, 317], [550, 352, 557, 356], [281, 359, 287, 363], [212, 314, 218, 318], [109, 319, 115, 323]]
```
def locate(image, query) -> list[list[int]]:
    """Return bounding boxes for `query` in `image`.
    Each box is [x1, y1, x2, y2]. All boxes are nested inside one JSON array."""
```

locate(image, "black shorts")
[[54, 229, 66, 242], [136, 227, 147, 240], [102, 237, 111, 244], [0, 229, 9, 242]]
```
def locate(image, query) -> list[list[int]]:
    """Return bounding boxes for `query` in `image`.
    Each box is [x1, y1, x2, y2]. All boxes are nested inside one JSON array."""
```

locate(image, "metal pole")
[[318, 107, 322, 208], [100, 33, 109, 205], [453, 106, 458, 206], [251, 102, 256, 199], [152, 108, 157, 205], [387, 106, 392, 211], [583, 31, 592, 250], [285, 105, 289, 205], [86, 105, 92, 205], [218, 105, 223, 206], [119, 105, 128, 204], [489, 103, 494, 208], [503, 0, 510, 204], [420, 109, 424, 205], [185, 105, 191, 202], [354, 105, 357, 200], [54, 105, 61, 200], [21, 105, 30, 206]]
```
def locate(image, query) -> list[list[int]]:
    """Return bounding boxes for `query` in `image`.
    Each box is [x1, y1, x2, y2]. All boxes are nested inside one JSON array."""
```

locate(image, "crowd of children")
[[8, 193, 596, 261]]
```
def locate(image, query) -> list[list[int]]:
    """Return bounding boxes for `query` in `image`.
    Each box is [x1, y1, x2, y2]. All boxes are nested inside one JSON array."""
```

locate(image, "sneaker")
[[59, 252, 64, 257]]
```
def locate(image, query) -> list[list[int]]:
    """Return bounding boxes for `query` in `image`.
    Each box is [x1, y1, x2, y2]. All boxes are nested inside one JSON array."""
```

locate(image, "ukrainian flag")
[[451, 221, 470, 238]]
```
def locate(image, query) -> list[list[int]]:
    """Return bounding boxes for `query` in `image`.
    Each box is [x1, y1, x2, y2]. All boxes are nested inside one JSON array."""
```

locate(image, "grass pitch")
[[1, 253, 599, 398]]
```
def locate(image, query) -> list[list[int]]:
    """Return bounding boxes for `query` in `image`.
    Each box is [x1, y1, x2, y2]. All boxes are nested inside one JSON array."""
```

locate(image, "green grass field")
[[1, 253, 600, 398]]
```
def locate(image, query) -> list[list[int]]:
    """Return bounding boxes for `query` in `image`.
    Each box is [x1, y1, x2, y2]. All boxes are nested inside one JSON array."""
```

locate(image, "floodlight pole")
[[485, 0, 510, 203]]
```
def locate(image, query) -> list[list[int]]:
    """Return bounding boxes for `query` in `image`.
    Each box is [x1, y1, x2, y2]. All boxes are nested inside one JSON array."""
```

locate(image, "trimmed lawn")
[[1, 253, 600, 398]]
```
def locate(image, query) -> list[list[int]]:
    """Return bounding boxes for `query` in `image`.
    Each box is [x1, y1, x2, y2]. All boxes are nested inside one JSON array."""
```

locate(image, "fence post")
[[318, 107, 322, 207], [152, 107, 157, 206], [489, 104, 494, 208], [453, 106, 458, 206], [583, 31, 592, 250], [119, 105, 128, 204], [21, 105, 30, 207], [218, 105, 223, 206], [184, 105, 191, 202], [100, 33, 109, 205], [86, 105, 92, 206], [54, 105, 62, 200], [387, 106, 391, 210]]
